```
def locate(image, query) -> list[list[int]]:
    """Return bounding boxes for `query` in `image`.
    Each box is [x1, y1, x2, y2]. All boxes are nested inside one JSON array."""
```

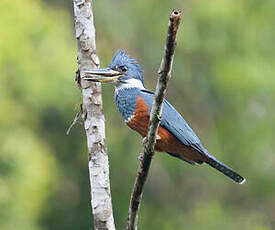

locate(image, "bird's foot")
[[142, 137, 147, 145], [138, 153, 144, 161], [142, 135, 160, 145]]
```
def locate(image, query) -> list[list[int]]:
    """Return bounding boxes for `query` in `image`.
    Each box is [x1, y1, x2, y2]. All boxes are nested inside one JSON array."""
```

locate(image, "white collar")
[[115, 79, 145, 93]]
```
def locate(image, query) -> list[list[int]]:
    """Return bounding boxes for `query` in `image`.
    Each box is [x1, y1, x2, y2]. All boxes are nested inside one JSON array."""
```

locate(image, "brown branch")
[[72, 1, 115, 229], [126, 10, 182, 230]]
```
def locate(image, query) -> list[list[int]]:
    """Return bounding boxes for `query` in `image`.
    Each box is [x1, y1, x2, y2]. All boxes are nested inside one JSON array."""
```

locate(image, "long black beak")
[[82, 67, 123, 83]]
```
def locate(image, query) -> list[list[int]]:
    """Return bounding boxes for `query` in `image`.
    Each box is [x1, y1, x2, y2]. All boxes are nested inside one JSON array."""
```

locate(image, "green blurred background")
[[0, 0, 274, 229]]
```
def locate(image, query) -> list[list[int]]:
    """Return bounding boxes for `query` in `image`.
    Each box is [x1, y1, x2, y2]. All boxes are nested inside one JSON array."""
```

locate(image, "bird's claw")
[[142, 137, 147, 145], [138, 153, 144, 161]]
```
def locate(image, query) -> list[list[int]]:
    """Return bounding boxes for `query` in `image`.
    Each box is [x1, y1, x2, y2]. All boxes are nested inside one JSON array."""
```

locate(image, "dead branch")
[[126, 9, 182, 230]]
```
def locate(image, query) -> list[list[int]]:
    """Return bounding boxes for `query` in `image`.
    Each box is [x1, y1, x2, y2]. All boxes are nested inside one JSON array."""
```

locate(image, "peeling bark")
[[72, 1, 115, 229]]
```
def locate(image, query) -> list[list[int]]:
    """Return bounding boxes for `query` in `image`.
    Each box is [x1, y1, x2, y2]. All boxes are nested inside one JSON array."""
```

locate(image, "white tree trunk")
[[72, 1, 115, 229]]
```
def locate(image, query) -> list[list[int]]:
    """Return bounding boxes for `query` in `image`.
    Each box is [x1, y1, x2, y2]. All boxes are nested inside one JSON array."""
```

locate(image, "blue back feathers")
[[109, 50, 144, 85], [115, 87, 205, 152], [139, 90, 204, 149]]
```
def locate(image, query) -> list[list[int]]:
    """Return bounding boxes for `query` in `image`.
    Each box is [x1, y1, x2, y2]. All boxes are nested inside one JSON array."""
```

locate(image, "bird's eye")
[[118, 65, 128, 72]]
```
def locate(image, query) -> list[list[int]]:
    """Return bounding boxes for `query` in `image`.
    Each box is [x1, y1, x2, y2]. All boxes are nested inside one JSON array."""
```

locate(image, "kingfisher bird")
[[83, 50, 246, 184]]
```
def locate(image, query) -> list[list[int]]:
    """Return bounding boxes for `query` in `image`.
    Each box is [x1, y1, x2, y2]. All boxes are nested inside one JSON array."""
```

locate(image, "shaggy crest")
[[109, 49, 144, 85]]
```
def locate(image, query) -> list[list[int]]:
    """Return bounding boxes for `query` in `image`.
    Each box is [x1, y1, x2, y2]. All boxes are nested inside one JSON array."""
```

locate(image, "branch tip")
[[170, 9, 182, 19]]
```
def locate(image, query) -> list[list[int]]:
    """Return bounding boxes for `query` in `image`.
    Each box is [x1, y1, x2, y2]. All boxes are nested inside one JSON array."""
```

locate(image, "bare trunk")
[[72, 1, 115, 229]]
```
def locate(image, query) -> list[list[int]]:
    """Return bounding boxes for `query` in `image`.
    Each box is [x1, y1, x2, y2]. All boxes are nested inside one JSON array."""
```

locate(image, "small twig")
[[126, 10, 182, 230], [66, 110, 81, 135]]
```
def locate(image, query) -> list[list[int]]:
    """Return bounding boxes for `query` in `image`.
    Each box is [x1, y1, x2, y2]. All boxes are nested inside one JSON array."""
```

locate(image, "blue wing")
[[139, 89, 210, 156], [139, 89, 246, 183]]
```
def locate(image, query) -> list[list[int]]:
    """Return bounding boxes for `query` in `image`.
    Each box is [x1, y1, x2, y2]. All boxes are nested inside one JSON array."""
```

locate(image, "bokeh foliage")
[[0, 0, 274, 229]]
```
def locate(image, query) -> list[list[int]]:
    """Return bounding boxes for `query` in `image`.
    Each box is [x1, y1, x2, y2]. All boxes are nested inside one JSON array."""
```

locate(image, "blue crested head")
[[109, 49, 144, 86], [82, 49, 145, 88]]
